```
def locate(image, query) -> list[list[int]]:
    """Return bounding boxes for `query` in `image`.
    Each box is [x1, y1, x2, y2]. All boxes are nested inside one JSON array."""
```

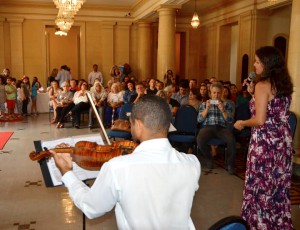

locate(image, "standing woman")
[[22, 76, 31, 116], [48, 80, 61, 123], [234, 46, 294, 229], [31, 76, 40, 116]]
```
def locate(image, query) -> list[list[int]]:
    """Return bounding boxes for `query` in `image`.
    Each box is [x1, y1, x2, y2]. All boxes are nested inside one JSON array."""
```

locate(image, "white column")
[[7, 17, 24, 77], [137, 20, 153, 79], [156, 5, 180, 81]]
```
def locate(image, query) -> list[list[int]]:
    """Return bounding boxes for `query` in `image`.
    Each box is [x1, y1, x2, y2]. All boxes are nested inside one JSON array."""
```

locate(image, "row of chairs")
[[169, 103, 297, 161], [106, 103, 297, 163]]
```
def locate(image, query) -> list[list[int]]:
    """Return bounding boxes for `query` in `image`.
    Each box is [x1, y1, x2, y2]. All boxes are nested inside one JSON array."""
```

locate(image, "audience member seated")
[[188, 88, 202, 112], [189, 79, 197, 91], [199, 83, 209, 102], [221, 86, 235, 121], [69, 79, 80, 94], [105, 80, 113, 94], [163, 69, 176, 86], [155, 81, 164, 91], [230, 83, 238, 104], [197, 82, 236, 175], [164, 85, 180, 117], [172, 80, 189, 106], [48, 80, 62, 124], [105, 83, 123, 127], [129, 82, 145, 104], [70, 81, 90, 129], [123, 80, 136, 104], [236, 86, 252, 107], [89, 78, 101, 93], [55, 81, 74, 128], [88, 82, 107, 128], [110, 65, 122, 83], [146, 78, 158, 95]]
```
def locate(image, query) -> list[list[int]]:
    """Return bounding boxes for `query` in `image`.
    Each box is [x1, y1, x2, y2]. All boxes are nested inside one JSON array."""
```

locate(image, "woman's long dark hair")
[[255, 46, 293, 97]]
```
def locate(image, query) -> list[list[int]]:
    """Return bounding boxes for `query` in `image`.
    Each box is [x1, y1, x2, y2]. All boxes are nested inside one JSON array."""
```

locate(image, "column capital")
[[6, 17, 24, 23], [155, 4, 181, 13], [116, 21, 132, 27], [136, 20, 153, 27]]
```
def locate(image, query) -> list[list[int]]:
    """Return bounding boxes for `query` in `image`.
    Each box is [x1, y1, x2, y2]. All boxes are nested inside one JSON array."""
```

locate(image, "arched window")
[[241, 54, 249, 84]]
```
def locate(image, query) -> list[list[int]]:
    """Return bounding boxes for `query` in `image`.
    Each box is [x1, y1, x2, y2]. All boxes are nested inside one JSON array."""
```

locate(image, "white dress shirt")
[[88, 71, 103, 85], [62, 138, 201, 230]]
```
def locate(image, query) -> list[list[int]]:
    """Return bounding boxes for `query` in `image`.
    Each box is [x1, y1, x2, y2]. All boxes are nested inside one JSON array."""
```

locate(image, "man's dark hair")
[[131, 95, 172, 135]]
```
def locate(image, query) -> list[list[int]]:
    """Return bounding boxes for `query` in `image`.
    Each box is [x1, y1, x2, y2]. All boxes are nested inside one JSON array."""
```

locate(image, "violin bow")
[[87, 91, 111, 145]]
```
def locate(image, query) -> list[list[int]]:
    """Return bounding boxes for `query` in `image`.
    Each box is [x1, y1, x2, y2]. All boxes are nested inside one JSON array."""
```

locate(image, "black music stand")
[[34, 140, 89, 230]]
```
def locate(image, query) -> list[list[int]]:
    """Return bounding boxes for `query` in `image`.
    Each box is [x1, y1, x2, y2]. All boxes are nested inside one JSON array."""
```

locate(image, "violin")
[[29, 140, 139, 170]]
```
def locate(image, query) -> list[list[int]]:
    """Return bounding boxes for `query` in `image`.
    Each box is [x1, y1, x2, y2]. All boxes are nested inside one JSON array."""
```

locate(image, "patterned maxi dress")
[[241, 96, 293, 229]]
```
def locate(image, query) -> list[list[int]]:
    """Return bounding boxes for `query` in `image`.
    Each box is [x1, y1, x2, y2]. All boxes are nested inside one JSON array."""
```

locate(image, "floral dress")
[[242, 96, 293, 229]]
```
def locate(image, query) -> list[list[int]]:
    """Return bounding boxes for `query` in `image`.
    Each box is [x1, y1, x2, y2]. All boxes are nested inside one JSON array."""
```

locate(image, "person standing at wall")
[[234, 46, 294, 229], [88, 64, 103, 86]]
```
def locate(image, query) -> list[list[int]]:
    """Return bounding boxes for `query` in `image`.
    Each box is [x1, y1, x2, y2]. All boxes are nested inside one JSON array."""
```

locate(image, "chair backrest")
[[208, 216, 250, 230], [119, 103, 133, 120], [174, 105, 198, 134], [288, 111, 297, 140]]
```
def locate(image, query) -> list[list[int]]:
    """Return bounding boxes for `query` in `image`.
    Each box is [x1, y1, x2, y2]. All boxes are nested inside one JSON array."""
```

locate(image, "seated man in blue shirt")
[[51, 95, 201, 229], [197, 82, 236, 174]]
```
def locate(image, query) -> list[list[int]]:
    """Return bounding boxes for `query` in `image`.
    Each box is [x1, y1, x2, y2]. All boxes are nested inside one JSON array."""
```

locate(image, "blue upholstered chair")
[[168, 105, 198, 153], [208, 215, 250, 230]]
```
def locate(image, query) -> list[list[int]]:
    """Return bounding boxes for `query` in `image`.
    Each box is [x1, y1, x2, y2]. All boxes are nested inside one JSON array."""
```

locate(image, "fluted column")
[[0, 18, 5, 69], [137, 21, 153, 79], [101, 21, 115, 84], [7, 17, 24, 77], [288, 0, 300, 148], [115, 22, 131, 66], [156, 5, 180, 81]]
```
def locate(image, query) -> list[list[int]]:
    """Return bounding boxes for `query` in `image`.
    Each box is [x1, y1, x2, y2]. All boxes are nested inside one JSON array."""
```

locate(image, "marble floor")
[[0, 113, 299, 230]]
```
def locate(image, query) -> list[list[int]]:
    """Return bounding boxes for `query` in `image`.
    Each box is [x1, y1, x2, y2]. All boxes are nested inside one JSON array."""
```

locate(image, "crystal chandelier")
[[55, 14, 74, 31], [53, 0, 85, 35], [191, 0, 200, 29], [55, 28, 68, 36], [53, 0, 85, 15]]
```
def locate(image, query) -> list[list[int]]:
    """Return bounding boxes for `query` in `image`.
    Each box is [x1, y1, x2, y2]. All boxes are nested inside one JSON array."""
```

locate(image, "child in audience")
[[5, 77, 17, 118], [16, 80, 25, 115], [0, 76, 6, 118]]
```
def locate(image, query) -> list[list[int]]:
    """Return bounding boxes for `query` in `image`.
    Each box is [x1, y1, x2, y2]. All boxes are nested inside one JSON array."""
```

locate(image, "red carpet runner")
[[0, 132, 14, 150]]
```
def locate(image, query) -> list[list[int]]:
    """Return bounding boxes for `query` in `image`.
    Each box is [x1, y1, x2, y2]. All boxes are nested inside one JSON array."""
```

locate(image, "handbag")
[[111, 119, 131, 132]]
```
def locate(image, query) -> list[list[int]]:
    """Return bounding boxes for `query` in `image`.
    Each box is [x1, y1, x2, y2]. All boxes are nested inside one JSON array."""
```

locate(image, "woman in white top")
[[48, 80, 62, 123], [88, 82, 107, 128], [70, 81, 90, 129], [104, 83, 123, 127]]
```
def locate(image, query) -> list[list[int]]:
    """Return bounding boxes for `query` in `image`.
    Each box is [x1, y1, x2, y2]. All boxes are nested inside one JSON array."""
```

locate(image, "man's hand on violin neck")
[[51, 150, 73, 175]]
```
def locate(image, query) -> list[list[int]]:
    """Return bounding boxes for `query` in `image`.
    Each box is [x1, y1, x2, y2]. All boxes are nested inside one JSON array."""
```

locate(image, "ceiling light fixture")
[[53, 0, 85, 34], [55, 28, 68, 36], [191, 0, 200, 29]]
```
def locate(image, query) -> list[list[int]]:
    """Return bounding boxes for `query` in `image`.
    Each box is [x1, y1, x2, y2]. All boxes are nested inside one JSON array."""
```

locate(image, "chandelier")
[[191, 0, 200, 29], [55, 28, 68, 36], [53, 0, 85, 35]]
